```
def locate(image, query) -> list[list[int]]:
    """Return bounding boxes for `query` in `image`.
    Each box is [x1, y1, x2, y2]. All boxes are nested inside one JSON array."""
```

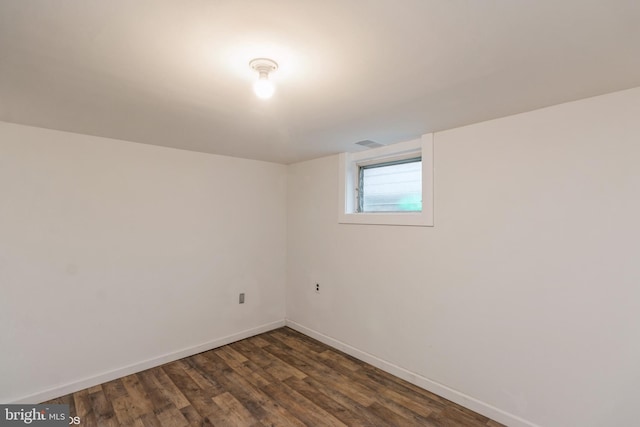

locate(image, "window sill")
[[338, 212, 432, 227]]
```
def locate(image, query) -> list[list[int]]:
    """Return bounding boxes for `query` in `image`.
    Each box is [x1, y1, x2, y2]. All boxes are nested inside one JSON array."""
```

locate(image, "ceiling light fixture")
[[249, 58, 278, 99]]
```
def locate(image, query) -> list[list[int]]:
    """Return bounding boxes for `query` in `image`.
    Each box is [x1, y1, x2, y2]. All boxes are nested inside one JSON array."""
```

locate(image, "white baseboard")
[[285, 319, 538, 427], [12, 319, 285, 404]]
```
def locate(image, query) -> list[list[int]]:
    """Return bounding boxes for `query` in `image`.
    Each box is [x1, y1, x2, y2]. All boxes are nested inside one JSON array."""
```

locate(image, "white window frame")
[[338, 133, 433, 226]]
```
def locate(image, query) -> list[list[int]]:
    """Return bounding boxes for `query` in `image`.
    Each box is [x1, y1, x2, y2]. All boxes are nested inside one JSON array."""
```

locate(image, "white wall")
[[0, 122, 287, 403], [286, 87, 640, 427]]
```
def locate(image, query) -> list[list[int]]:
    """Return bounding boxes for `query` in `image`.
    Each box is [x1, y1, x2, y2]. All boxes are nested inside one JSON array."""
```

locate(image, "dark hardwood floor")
[[45, 327, 504, 426]]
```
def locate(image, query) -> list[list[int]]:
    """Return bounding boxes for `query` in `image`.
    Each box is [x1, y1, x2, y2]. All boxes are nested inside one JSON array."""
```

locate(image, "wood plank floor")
[[45, 327, 504, 426]]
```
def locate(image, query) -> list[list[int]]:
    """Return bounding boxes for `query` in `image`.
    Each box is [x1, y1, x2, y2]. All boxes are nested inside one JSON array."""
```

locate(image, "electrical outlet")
[[315, 283, 320, 293], [239, 293, 245, 304]]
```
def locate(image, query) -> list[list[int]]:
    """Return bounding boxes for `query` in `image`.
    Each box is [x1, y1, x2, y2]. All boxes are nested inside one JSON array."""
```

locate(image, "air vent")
[[355, 140, 385, 149]]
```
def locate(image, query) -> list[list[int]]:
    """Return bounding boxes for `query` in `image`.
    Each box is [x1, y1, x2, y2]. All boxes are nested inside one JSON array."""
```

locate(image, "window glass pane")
[[361, 159, 422, 212]]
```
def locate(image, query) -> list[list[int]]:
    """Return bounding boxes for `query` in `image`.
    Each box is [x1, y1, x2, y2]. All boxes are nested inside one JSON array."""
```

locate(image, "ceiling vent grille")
[[355, 140, 385, 149]]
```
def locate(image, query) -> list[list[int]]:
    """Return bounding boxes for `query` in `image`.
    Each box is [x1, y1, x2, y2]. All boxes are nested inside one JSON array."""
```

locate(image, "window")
[[358, 157, 422, 213], [339, 134, 433, 226]]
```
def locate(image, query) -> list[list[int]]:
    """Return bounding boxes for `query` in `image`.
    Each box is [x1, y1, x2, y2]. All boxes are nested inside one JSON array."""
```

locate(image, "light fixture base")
[[249, 58, 278, 74]]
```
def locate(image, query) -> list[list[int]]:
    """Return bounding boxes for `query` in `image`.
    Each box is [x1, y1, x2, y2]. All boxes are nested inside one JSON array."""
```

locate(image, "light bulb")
[[249, 58, 278, 99], [253, 77, 275, 99]]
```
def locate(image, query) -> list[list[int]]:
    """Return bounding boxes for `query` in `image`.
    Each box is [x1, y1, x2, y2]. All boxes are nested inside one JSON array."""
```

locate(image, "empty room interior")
[[2, 1, 640, 426]]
